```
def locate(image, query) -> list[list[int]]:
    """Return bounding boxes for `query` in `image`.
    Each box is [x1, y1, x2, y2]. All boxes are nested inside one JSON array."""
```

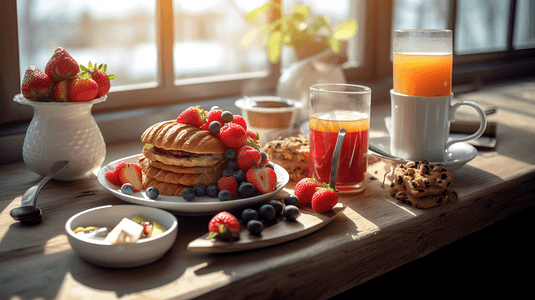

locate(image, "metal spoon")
[[329, 129, 346, 192], [10, 160, 69, 224]]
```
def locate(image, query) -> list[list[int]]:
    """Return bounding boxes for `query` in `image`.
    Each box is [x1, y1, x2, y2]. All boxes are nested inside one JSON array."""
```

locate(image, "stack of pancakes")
[[138, 120, 227, 196]]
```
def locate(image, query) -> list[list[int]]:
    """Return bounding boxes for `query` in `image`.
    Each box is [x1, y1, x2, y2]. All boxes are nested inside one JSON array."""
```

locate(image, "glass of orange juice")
[[309, 84, 371, 193], [393, 30, 452, 97]]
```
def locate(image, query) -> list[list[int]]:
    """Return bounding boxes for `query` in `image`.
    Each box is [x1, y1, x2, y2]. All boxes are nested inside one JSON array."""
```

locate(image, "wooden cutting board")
[[187, 203, 346, 253]]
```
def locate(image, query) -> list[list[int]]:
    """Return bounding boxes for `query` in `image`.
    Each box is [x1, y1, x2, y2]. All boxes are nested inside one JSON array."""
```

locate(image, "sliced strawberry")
[[52, 80, 69, 102], [245, 167, 277, 194], [118, 163, 143, 192], [105, 162, 127, 186]]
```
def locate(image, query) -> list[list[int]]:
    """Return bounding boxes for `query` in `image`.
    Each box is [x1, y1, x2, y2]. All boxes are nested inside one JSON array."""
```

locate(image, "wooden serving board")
[[187, 203, 345, 253]]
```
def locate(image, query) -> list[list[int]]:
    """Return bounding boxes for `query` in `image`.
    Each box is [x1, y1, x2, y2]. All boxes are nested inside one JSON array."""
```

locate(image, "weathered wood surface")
[[1, 80, 534, 299]]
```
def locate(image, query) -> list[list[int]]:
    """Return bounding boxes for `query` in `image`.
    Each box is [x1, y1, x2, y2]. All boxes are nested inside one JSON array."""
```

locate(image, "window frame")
[[1, 0, 534, 126]]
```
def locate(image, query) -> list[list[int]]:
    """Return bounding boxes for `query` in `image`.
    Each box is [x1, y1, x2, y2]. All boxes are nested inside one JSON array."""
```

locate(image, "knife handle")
[[450, 121, 497, 137]]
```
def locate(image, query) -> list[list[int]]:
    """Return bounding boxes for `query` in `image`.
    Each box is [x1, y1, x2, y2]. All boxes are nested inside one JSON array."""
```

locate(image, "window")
[[1, 0, 533, 127]]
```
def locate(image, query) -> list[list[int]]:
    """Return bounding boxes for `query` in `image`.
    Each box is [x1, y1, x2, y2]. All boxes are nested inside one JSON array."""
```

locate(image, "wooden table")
[[1, 80, 534, 299]]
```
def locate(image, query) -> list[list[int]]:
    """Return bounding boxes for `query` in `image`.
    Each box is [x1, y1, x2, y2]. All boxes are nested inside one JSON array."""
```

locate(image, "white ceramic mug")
[[390, 90, 487, 162]]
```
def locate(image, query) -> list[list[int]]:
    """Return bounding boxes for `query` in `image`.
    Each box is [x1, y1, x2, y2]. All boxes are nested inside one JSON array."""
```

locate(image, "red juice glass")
[[309, 84, 371, 193]]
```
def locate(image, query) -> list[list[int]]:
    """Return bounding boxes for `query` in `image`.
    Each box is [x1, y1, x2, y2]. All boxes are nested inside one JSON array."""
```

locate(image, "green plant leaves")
[[333, 19, 358, 40], [268, 30, 283, 64]]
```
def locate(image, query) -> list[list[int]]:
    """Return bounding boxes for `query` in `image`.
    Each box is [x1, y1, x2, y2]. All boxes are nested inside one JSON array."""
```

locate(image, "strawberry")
[[176, 106, 205, 127], [236, 146, 261, 171], [81, 61, 117, 98], [206, 109, 224, 126], [105, 162, 127, 186], [294, 178, 322, 204], [217, 176, 238, 198], [232, 115, 247, 130], [245, 166, 277, 194], [219, 123, 247, 149], [118, 163, 143, 192], [207, 211, 241, 240], [21, 66, 53, 101], [67, 73, 99, 102], [44, 47, 80, 81], [246, 130, 259, 141], [311, 185, 339, 213], [52, 80, 69, 102]]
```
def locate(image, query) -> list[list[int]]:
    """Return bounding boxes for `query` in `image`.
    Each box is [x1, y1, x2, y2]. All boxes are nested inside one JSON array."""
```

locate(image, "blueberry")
[[226, 159, 238, 171], [260, 151, 268, 164], [206, 184, 219, 197], [241, 208, 258, 224], [222, 167, 234, 177], [258, 204, 276, 222], [221, 111, 233, 123], [210, 105, 220, 111], [283, 205, 300, 221], [218, 190, 233, 201], [233, 169, 246, 183], [193, 184, 206, 196], [146, 187, 159, 199], [238, 182, 255, 198], [121, 183, 134, 195], [209, 121, 221, 134], [269, 200, 283, 216], [182, 188, 196, 201], [247, 220, 264, 235], [224, 148, 237, 160], [284, 194, 299, 206]]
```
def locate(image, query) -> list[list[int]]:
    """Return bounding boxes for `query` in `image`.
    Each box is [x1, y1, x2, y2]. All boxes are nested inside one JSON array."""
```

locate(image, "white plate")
[[97, 154, 290, 215], [368, 136, 477, 170]]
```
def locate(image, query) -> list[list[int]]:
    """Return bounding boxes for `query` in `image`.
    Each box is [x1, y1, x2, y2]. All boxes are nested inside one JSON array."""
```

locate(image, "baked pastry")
[[389, 160, 454, 198], [142, 174, 189, 196], [139, 120, 228, 196], [138, 155, 223, 186], [261, 135, 309, 181], [141, 120, 227, 167], [389, 160, 457, 209], [392, 188, 458, 209]]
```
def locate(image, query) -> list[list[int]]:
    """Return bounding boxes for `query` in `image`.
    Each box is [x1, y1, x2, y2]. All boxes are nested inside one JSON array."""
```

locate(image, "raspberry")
[[217, 176, 238, 199], [207, 109, 224, 126], [236, 146, 261, 171], [232, 115, 247, 130]]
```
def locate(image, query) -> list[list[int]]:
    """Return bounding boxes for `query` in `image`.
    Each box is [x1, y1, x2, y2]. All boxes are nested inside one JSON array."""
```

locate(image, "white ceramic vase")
[[14, 94, 107, 181]]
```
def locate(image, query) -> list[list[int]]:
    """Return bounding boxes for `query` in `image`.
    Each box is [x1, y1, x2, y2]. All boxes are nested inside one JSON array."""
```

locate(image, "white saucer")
[[369, 136, 477, 170]]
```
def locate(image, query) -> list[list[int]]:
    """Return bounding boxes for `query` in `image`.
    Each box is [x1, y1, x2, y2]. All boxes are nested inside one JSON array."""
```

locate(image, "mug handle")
[[446, 101, 487, 149]]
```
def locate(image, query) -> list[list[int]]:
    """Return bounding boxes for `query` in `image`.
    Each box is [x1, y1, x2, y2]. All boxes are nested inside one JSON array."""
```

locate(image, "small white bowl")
[[235, 96, 303, 145], [66, 205, 178, 268]]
